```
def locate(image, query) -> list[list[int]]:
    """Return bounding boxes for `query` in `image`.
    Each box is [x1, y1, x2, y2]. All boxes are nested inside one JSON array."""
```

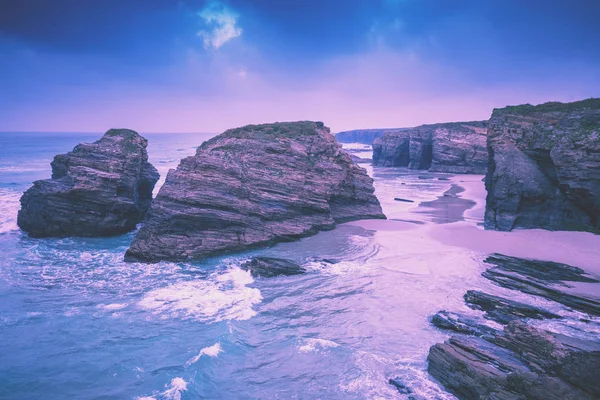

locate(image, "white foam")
[[298, 338, 340, 353], [138, 267, 262, 323], [96, 303, 128, 311], [0, 188, 21, 233], [303, 260, 369, 276], [162, 377, 187, 400], [185, 342, 223, 367]]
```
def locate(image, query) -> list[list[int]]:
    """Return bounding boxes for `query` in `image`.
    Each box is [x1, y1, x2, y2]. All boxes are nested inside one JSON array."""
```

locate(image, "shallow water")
[[0, 134, 598, 400]]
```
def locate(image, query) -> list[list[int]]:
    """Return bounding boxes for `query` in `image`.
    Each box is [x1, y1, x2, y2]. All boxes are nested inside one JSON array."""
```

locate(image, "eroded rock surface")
[[126, 121, 385, 262], [372, 121, 488, 173], [485, 98, 600, 232], [18, 129, 159, 237]]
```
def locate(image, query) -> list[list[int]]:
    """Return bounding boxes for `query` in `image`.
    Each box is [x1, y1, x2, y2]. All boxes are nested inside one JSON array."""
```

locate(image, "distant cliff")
[[372, 121, 488, 173], [126, 121, 384, 263], [485, 98, 600, 232], [335, 129, 389, 144]]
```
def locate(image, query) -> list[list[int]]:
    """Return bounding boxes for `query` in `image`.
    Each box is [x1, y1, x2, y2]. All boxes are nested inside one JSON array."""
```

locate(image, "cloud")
[[197, 1, 242, 50]]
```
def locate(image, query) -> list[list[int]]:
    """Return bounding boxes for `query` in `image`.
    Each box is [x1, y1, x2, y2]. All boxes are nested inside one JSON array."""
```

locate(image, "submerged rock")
[[485, 98, 600, 232], [372, 121, 488, 173], [431, 311, 499, 337], [125, 121, 385, 262], [18, 129, 159, 237], [464, 290, 561, 324], [240, 257, 306, 278]]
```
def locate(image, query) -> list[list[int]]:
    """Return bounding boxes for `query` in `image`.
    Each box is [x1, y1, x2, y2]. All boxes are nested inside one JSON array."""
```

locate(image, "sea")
[[0, 132, 597, 400]]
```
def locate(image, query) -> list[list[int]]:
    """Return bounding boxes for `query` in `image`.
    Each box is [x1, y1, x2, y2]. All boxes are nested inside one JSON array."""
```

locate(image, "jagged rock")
[[484, 254, 599, 283], [335, 129, 388, 144], [18, 129, 159, 237], [372, 121, 488, 173], [484, 98, 600, 232], [464, 290, 561, 324], [483, 254, 600, 316], [240, 257, 306, 278], [125, 121, 385, 262], [431, 311, 499, 337], [427, 325, 598, 400]]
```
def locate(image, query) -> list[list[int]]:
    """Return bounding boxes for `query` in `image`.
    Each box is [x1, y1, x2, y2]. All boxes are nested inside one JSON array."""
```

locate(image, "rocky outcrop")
[[241, 257, 306, 278], [18, 129, 159, 237], [125, 121, 385, 262], [427, 253, 600, 399], [335, 129, 388, 144], [484, 98, 600, 232], [372, 121, 488, 173], [428, 322, 600, 400]]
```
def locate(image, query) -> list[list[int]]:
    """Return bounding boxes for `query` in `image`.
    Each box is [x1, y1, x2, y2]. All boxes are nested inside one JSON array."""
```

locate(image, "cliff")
[[372, 121, 488, 173], [125, 121, 385, 262], [18, 129, 159, 237], [335, 129, 388, 144], [485, 98, 600, 232]]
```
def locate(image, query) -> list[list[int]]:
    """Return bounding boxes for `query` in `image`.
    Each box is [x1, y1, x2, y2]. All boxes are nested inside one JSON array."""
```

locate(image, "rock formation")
[[485, 98, 600, 232], [427, 253, 600, 399], [18, 129, 159, 237], [241, 257, 306, 278], [335, 129, 389, 144], [372, 121, 488, 173], [125, 121, 385, 263]]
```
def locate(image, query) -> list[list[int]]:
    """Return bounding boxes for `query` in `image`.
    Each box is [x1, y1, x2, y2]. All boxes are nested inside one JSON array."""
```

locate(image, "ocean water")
[[1, 133, 597, 400]]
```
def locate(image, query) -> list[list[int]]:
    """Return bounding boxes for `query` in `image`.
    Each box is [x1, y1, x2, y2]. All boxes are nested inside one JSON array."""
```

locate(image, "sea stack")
[[485, 99, 600, 232], [125, 121, 385, 262], [18, 129, 159, 237], [371, 121, 488, 173]]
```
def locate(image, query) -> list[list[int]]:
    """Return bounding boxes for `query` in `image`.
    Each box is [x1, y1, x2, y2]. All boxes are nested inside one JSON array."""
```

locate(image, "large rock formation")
[[335, 128, 388, 144], [18, 129, 159, 237], [485, 98, 600, 232], [372, 121, 488, 173], [125, 121, 385, 262]]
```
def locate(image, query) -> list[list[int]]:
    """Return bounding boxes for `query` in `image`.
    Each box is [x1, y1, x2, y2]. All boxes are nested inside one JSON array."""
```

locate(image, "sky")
[[1, 0, 599, 133]]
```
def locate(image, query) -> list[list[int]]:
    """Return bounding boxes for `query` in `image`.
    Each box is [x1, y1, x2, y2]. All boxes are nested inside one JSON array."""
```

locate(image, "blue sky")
[[1, 0, 599, 132]]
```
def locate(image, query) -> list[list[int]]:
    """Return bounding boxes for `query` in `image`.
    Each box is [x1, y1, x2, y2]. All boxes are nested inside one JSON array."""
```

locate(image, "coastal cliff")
[[372, 121, 488, 173], [335, 129, 388, 144], [18, 129, 159, 237], [125, 121, 385, 263], [485, 99, 600, 232]]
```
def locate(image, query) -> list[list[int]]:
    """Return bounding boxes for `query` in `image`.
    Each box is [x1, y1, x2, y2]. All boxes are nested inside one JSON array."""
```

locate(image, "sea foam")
[[0, 188, 21, 234], [185, 342, 223, 367], [138, 266, 262, 323]]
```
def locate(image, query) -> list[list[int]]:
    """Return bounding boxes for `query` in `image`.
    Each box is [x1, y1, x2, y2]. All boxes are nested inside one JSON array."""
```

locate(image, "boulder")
[[484, 98, 600, 232], [125, 121, 385, 262], [18, 129, 159, 237], [240, 257, 306, 278]]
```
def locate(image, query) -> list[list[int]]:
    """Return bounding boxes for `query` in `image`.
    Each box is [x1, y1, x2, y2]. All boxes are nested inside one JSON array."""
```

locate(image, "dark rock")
[[350, 154, 371, 164], [18, 129, 159, 237], [482, 254, 600, 316], [388, 377, 412, 394], [372, 121, 488, 173], [464, 290, 561, 324], [484, 253, 599, 283], [240, 257, 306, 278], [484, 98, 600, 232], [125, 121, 385, 263], [427, 326, 597, 400], [335, 129, 388, 144], [431, 311, 499, 337], [394, 198, 414, 203]]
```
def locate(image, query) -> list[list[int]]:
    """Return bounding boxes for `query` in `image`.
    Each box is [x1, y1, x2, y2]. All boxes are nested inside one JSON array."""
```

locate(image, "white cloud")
[[197, 1, 242, 50]]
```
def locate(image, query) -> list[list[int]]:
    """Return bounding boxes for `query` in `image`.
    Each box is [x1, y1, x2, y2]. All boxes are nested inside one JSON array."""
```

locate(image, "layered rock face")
[[18, 129, 159, 237], [125, 121, 385, 262], [485, 99, 600, 232], [335, 129, 388, 144], [372, 121, 488, 173]]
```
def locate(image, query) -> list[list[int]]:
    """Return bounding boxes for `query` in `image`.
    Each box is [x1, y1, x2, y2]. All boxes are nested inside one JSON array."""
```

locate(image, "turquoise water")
[[3, 133, 586, 400]]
